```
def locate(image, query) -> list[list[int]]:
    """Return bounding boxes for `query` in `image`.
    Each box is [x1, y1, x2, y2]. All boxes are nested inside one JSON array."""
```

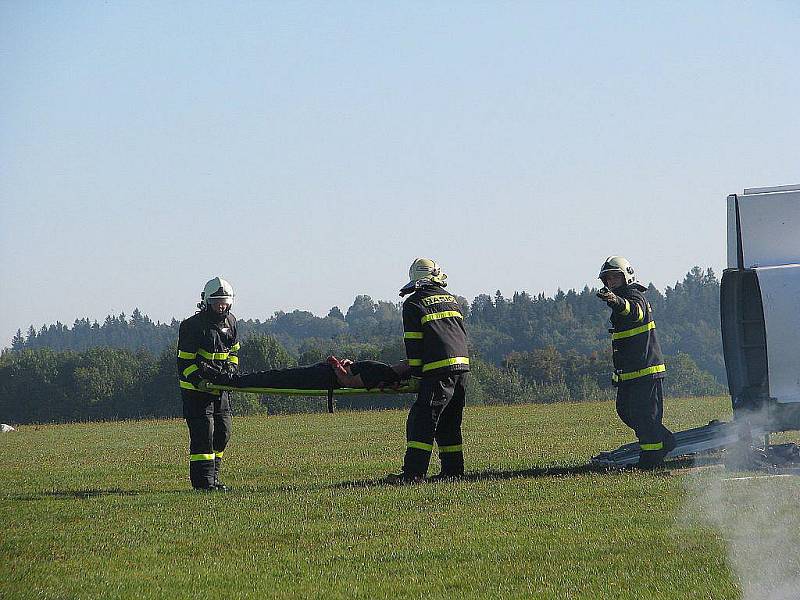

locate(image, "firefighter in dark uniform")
[[390, 258, 470, 482], [597, 256, 675, 468], [177, 277, 239, 490]]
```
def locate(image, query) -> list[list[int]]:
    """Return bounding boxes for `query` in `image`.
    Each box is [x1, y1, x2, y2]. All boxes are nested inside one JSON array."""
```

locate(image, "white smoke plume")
[[683, 464, 800, 599]]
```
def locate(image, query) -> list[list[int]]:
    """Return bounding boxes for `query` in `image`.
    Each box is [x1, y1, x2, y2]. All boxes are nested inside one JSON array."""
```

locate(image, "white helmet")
[[199, 277, 235, 310], [400, 258, 447, 296], [598, 256, 645, 290]]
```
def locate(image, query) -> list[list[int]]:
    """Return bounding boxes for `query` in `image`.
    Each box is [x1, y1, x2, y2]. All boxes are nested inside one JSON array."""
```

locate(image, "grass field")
[[3, 396, 800, 599]]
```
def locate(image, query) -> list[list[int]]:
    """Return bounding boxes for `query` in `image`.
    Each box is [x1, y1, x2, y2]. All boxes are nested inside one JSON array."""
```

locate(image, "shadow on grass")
[[8, 485, 319, 500], [328, 456, 703, 490], [6, 458, 710, 500], [8, 487, 222, 501], [9, 488, 145, 501]]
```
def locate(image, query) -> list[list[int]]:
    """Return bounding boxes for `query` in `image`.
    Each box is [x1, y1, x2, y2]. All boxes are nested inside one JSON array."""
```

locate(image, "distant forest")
[[1, 267, 726, 424]]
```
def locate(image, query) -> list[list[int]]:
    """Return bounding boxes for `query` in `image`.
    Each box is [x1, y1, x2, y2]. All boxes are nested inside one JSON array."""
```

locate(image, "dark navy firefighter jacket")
[[402, 283, 470, 378], [608, 285, 665, 386], [177, 311, 240, 398]]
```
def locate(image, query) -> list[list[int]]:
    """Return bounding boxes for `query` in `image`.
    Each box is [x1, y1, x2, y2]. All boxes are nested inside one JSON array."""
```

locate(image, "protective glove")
[[596, 287, 624, 310], [596, 287, 614, 301], [223, 361, 239, 376], [196, 379, 214, 393]]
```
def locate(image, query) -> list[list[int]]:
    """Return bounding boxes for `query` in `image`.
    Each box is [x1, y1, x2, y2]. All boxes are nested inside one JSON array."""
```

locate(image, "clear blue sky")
[[2, 2, 799, 348]]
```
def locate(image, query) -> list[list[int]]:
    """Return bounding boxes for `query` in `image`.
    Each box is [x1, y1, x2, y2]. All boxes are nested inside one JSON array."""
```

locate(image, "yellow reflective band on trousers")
[[640, 442, 664, 451], [407, 441, 433, 452], [612, 364, 666, 382], [227, 355, 239, 364], [612, 321, 656, 340], [422, 357, 470, 372], [438, 444, 463, 453], [230, 342, 240, 352], [177, 350, 196, 359], [214, 451, 224, 459], [404, 331, 423, 339], [620, 299, 631, 315], [408, 358, 423, 366], [420, 310, 463, 325], [190, 453, 215, 461], [182, 364, 199, 377]]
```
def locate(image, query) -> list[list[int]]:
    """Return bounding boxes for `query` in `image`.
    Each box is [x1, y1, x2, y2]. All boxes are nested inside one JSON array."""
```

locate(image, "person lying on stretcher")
[[198, 356, 413, 392]]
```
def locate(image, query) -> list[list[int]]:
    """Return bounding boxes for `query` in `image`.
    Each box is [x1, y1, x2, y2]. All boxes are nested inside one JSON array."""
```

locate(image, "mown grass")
[[2, 397, 799, 599]]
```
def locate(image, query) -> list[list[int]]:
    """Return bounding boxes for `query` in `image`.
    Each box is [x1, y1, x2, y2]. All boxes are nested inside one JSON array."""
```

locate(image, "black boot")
[[438, 450, 464, 479], [637, 449, 666, 470], [190, 458, 216, 490], [402, 446, 432, 480], [663, 433, 677, 457], [383, 471, 426, 485], [213, 456, 229, 491]]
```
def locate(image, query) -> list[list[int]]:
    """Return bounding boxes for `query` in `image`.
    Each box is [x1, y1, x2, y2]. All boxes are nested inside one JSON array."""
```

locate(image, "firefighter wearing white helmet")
[[598, 256, 644, 290], [399, 258, 448, 296], [389, 258, 469, 483], [199, 277, 235, 314], [596, 257, 674, 468], [177, 277, 240, 490]]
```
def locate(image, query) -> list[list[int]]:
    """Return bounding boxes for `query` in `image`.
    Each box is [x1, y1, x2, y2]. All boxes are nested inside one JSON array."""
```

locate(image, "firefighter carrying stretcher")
[[387, 258, 470, 483], [178, 278, 410, 491], [177, 277, 239, 491]]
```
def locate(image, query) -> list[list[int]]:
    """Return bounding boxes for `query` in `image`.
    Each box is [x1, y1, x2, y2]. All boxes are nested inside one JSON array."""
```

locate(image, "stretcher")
[[205, 360, 418, 412]]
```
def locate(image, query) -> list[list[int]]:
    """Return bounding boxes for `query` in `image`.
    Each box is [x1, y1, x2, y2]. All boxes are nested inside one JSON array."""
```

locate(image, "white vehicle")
[[721, 184, 800, 430], [594, 184, 800, 467]]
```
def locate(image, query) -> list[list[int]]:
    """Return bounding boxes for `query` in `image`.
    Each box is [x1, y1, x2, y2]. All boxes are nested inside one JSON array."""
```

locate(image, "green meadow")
[[3, 397, 800, 599]]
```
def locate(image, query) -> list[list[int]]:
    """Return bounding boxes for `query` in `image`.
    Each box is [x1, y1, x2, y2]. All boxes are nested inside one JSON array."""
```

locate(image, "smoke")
[[683, 464, 800, 599]]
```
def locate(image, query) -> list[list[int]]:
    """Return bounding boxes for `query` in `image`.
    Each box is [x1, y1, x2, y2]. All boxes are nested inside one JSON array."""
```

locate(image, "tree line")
[[2, 267, 727, 424]]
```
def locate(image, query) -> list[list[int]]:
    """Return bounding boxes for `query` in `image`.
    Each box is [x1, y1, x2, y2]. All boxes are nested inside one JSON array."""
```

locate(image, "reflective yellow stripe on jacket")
[[420, 311, 463, 325], [197, 348, 230, 360], [634, 304, 644, 322], [612, 321, 655, 340], [422, 357, 470, 372], [178, 348, 231, 361], [612, 364, 666, 383]]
